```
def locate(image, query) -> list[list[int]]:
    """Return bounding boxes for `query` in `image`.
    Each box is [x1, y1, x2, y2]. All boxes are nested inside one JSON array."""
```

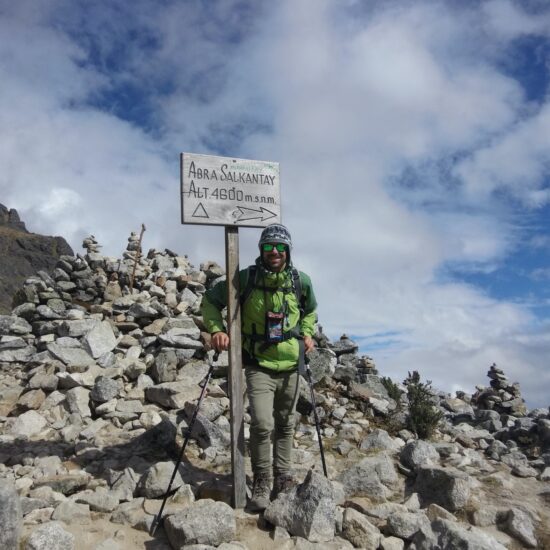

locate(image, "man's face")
[[261, 242, 287, 272]]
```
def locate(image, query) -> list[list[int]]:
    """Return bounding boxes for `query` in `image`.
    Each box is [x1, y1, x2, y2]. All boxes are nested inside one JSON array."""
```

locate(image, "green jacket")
[[201, 259, 317, 371]]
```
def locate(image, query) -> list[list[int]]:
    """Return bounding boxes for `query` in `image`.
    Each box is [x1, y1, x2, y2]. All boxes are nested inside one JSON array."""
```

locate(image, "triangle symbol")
[[192, 203, 209, 218]]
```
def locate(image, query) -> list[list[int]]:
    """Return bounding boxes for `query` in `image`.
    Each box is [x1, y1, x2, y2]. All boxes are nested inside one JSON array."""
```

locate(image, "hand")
[[303, 335, 315, 354], [212, 331, 230, 352]]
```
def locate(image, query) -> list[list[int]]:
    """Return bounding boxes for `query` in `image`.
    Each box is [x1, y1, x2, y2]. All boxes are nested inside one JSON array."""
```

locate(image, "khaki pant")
[[245, 366, 300, 476]]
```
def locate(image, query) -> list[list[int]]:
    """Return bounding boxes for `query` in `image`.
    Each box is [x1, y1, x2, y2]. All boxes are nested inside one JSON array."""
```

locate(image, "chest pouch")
[[265, 311, 285, 343]]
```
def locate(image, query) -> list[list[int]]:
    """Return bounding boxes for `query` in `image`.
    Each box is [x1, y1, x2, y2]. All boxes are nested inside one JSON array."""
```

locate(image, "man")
[[201, 223, 317, 512]]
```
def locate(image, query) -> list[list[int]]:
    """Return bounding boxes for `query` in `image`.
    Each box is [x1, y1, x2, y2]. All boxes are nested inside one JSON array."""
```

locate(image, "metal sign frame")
[[181, 152, 281, 228]]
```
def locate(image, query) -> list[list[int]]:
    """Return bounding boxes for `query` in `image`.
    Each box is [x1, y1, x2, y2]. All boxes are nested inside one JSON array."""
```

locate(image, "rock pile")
[[0, 235, 549, 549], [472, 363, 527, 416]]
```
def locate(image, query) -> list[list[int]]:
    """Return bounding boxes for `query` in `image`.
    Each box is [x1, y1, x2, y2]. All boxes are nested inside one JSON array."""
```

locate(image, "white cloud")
[[455, 103, 550, 206], [484, 0, 550, 40], [1, 0, 550, 407]]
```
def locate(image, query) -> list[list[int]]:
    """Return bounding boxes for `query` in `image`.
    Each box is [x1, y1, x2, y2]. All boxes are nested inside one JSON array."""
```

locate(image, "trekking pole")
[[304, 354, 328, 478], [149, 351, 219, 535]]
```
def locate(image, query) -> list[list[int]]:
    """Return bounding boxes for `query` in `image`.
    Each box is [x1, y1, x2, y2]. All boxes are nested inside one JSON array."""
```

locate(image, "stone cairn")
[[472, 363, 527, 416], [0, 235, 549, 549]]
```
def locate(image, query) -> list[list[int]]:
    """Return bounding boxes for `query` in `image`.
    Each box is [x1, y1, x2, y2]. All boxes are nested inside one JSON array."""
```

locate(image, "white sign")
[[180, 152, 281, 227]]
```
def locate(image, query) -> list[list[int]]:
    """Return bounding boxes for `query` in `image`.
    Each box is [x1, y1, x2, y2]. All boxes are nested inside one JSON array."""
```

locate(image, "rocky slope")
[[0, 233, 549, 550], [0, 204, 73, 314]]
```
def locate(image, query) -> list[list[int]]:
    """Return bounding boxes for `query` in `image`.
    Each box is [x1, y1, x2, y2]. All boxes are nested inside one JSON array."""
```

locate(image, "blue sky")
[[1, 0, 549, 407]]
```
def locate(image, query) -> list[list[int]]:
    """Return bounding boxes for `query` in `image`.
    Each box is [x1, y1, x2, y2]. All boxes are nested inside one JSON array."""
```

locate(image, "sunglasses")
[[262, 243, 287, 253]]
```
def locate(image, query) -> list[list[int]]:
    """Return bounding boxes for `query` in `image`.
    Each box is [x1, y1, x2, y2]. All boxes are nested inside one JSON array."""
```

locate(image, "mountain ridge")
[[0, 203, 73, 314]]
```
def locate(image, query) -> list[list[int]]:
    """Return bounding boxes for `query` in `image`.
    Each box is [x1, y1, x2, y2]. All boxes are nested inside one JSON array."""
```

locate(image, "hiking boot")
[[271, 472, 298, 499], [248, 472, 272, 512]]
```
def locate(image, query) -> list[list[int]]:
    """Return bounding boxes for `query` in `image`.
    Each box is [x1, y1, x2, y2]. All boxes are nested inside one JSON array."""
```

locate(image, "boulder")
[[414, 466, 470, 512], [0, 480, 21, 550], [136, 461, 185, 499], [82, 320, 117, 358], [264, 470, 336, 542], [8, 410, 48, 437], [400, 440, 440, 471], [164, 499, 236, 548], [412, 518, 507, 550], [341, 508, 381, 549], [338, 453, 399, 500], [24, 522, 75, 550]]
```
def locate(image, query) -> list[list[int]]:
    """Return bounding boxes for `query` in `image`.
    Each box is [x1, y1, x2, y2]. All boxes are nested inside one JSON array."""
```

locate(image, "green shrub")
[[404, 371, 442, 439], [381, 376, 404, 402]]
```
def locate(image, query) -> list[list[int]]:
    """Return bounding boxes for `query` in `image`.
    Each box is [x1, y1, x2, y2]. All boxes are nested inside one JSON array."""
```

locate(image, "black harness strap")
[[240, 265, 305, 352], [240, 266, 304, 310]]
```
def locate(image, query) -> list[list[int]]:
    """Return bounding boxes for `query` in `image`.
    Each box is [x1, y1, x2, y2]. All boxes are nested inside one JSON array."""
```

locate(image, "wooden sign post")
[[224, 226, 246, 508], [181, 152, 281, 509]]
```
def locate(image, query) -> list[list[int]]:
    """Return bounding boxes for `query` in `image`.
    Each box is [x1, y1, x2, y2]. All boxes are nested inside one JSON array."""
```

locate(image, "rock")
[[65, 387, 91, 417], [8, 410, 48, 437], [338, 453, 399, 500], [158, 332, 203, 349], [380, 536, 405, 550], [164, 499, 236, 548], [32, 474, 90, 496], [359, 429, 401, 454], [150, 349, 178, 383], [307, 348, 337, 382], [74, 488, 119, 513], [145, 381, 202, 409], [0, 315, 32, 335], [110, 468, 140, 502], [29, 373, 58, 392], [413, 518, 507, 550], [57, 319, 99, 338], [163, 317, 202, 339], [18, 389, 46, 410], [504, 508, 538, 548], [90, 377, 121, 403], [470, 505, 500, 527], [331, 335, 359, 356], [0, 386, 24, 416], [46, 343, 95, 370], [185, 397, 228, 423], [127, 302, 159, 319], [24, 522, 75, 550], [188, 411, 231, 449], [1, 229, 550, 550], [538, 418, 550, 446], [414, 466, 470, 512], [82, 321, 117, 358], [136, 461, 185, 498], [386, 511, 430, 541], [426, 503, 456, 522], [110, 498, 147, 527], [333, 364, 358, 384], [0, 345, 37, 362], [51, 501, 91, 523], [400, 440, 440, 470], [264, 470, 336, 542], [341, 508, 381, 549], [0, 480, 22, 550]]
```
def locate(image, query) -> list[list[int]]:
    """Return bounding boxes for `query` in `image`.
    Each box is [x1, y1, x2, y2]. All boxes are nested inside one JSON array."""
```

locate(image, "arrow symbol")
[[233, 206, 277, 223]]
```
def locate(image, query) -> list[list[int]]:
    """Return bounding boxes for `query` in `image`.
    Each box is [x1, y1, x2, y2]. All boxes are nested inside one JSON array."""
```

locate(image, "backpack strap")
[[240, 265, 257, 308], [290, 267, 304, 319], [240, 265, 305, 320]]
